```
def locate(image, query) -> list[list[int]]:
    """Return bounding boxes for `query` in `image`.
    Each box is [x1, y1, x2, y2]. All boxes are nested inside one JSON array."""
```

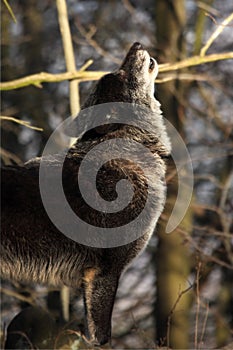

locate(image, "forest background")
[[1, 0, 233, 349]]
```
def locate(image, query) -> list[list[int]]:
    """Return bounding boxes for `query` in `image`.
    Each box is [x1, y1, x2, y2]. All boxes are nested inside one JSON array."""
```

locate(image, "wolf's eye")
[[149, 57, 155, 72]]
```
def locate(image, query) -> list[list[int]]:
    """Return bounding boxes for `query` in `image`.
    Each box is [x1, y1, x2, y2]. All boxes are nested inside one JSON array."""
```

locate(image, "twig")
[[158, 52, 233, 72], [170, 82, 233, 137], [56, 0, 82, 321], [54, 328, 91, 349], [162, 224, 233, 270], [75, 20, 121, 64], [156, 72, 215, 83], [193, 226, 233, 239], [198, 301, 209, 349], [79, 59, 93, 71], [61, 285, 70, 322], [3, 0, 17, 23], [1, 51, 232, 91], [166, 283, 193, 348], [193, 0, 215, 55], [197, 1, 219, 17], [56, 0, 80, 116], [219, 171, 233, 266], [0, 147, 22, 165], [122, 0, 135, 15], [0, 70, 106, 91], [0, 287, 36, 305], [6, 331, 34, 349], [200, 13, 233, 56], [197, 83, 232, 136], [194, 261, 202, 349], [0, 116, 43, 131]]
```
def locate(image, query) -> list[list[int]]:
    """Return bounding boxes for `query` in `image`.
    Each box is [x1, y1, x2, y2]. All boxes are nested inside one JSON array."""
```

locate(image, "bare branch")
[[194, 261, 201, 349], [158, 51, 233, 72], [56, 0, 80, 116], [122, 0, 136, 15], [1, 52, 232, 91], [156, 72, 215, 83], [0, 147, 22, 165], [219, 171, 233, 266], [166, 283, 193, 348], [0, 116, 43, 131], [199, 302, 209, 349], [0, 286, 36, 305], [200, 12, 233, 56], [0, 71, 106, 91], [75, 20, 121, 64], [3, 0, 17, 23]]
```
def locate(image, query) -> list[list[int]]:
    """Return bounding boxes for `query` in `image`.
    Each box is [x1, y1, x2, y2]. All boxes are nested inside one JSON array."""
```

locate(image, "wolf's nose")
[[132, 42, 143, 50]]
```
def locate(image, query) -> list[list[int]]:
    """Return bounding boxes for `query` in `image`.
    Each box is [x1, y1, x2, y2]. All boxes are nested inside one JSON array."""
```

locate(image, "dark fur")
[[1, 43, 171, 345]]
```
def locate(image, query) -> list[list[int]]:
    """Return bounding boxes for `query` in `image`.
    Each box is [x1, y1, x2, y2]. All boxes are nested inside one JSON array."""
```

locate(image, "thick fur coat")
[[1, 42, 171, 345]]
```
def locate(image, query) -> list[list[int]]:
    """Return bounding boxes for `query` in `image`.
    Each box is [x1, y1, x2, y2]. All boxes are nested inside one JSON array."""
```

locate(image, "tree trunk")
[[153, 1, 192, 348]]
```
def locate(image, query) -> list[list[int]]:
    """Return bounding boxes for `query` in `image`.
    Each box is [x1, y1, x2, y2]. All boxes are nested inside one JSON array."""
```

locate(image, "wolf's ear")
[[117, 69, 128, 81], [81, 123, 120, 140], [99, 72, 126, 91], [84, 73, 126, 106], [94, 123, 120, 135]]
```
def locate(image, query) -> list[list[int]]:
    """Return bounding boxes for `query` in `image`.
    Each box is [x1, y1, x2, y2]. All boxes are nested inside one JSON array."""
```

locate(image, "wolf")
[[1, 42, 171, 345]]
